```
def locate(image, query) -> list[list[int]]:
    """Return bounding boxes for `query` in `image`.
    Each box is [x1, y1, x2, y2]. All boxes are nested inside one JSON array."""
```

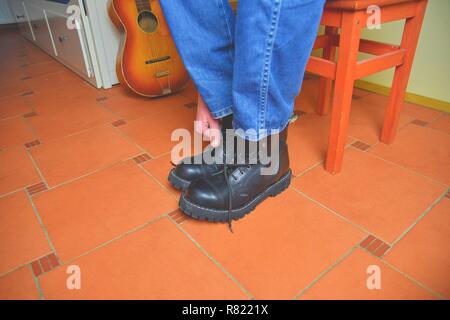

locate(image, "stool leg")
[[316, 26, 338, 116], [325, 12, 362, 174], [381, 0, 428, 144]]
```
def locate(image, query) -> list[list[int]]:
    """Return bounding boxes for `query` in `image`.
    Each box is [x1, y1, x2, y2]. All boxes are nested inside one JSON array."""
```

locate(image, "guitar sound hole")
[[137, 10, 158, 33]]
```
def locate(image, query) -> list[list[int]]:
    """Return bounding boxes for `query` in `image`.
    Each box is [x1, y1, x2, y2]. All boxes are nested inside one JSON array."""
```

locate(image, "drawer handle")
[[16, 15, 25, 19], [58, 35, 69, 42]]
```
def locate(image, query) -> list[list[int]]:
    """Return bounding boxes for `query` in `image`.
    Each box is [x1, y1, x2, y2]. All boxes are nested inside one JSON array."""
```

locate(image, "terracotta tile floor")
[[0, 27, 448, 300]]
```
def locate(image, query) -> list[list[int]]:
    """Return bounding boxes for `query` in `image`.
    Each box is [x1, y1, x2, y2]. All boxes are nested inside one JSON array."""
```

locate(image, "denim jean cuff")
[[233, 120, 290, 141], [210, 106, 233, 119]]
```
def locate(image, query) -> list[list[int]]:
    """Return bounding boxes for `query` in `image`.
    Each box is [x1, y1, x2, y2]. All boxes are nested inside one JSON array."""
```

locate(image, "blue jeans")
[[160, 0, 325, 141]]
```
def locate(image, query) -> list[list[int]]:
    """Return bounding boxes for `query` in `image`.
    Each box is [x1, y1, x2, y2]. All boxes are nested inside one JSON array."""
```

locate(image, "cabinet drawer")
[[46, 10, 92, 78], [8, 0, 35, 41], [25, 3, 56, 56]]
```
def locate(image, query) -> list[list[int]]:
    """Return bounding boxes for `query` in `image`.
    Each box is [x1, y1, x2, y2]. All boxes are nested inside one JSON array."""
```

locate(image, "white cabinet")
[[46, 10, 92, 78], [7, 0, 121, 89], [24, 2, 57, 56], [0, 0, 15, 24], [8, 0, 35, 41]]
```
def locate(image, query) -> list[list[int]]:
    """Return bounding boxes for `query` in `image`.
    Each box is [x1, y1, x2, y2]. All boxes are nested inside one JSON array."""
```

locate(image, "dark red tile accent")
[[96, 96, 108, 102], [373, 243, 390, 257], [30, 253, 60, 277], [168, 211, 180, 218], [366, 239, 383, 252], [360, 234, 391, 257], [24, 139, 41, 149], [352, 94, 364, 100], [133, 153, 151, 164], [47, 253, 60, 268], [112, 119, 127, 127], [31, 260, 43, 277], [169, 211, 188, 224], [39, 256, 51, 272], [175, 216, 188, 224], [294, 110, 306, 116], [26, 182, 48, 196], [184, 102, 197, 109], [23, 111, 37, 118], [360, 235, 376, 248], [411, 119, 429, 127], [351, 141, 371, 151], [21, 91, 34, 96]]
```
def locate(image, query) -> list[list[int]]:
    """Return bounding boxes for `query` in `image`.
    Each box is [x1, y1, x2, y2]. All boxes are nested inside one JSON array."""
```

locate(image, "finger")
[[208, 128, 222, 147], [194, 120, 208, 135]]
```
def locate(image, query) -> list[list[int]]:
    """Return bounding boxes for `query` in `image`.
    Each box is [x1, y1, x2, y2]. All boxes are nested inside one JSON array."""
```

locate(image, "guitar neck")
[[135, 0, 151, 12]]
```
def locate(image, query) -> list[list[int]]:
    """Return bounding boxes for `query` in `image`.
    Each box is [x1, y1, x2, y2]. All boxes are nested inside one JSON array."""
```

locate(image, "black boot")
[[179, 128, 292, 225], [168, 115, 233, 190]]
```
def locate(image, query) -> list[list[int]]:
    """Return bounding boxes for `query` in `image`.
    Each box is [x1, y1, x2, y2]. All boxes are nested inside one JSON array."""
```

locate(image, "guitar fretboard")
[[135, 0, 151, 12]]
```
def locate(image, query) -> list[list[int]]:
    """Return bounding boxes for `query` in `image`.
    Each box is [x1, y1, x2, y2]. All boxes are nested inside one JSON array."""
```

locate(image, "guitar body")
[[109, 0, 189, 97]]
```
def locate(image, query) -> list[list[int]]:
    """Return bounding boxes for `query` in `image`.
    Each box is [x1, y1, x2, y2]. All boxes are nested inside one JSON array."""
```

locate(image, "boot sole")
[[179, 169, 292, 222], [168, 169, 191, 191]]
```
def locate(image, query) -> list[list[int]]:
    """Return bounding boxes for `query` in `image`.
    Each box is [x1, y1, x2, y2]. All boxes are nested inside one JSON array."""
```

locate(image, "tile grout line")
[[25, 192, 58, 254], [20, 109, 39, 137], [291, 187, 392, 245], [147, 149, 172, 161], [389, 189, 449, 249], [110, 124, 152, 157], [136, 163, 180, 202], [365, 149, 449, 188], [291, 138, 356, 181], [58, 212, 175, 266], [0, 186, 31, 200], [168, 216, 255, 300], [418, 113, 450, 137], [26, 149, 49, 188], [27, 264, 44, 300], [369, 248, 446, 299], [426, 112, 446, 125], [97, 94, 189, 127], [0, 250, 53, 279], [292, 245, 358, 300], [293, 160, 324, 180], [103, 101, 195, 159], [0, 112, 33, 122], [0, 120, 113, 154], [424, 124, 450, 137], [32, 158, 134, 193]]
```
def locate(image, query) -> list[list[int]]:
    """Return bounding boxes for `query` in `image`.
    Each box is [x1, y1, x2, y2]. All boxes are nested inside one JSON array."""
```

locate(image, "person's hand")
[[194, 93, 221, 147]]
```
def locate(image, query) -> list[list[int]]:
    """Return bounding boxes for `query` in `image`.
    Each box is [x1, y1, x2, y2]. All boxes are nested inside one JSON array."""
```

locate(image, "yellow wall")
[[359, 0, 450, 103]]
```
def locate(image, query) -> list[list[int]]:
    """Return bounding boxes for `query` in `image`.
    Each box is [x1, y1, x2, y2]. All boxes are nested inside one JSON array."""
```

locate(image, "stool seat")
[[326, 0, 413, 10]]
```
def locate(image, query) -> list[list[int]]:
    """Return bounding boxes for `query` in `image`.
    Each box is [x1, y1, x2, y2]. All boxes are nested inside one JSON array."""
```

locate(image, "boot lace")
[[223, 157, 252, 233]]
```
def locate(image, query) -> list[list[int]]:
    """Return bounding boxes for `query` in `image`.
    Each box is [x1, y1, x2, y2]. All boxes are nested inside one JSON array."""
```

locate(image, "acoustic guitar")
[[109, 0, 189, 97]]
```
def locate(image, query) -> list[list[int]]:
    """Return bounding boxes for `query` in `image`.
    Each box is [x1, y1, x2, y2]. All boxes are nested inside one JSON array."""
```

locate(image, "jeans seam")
[[258, 0, 283, 132], [234, 121, 288, 142], [211, 106, 233, 119], [217, 0, 234, 62]]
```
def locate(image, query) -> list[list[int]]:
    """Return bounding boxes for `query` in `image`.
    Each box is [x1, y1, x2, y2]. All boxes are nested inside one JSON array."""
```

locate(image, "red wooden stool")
[[306, 0, 428, 174]]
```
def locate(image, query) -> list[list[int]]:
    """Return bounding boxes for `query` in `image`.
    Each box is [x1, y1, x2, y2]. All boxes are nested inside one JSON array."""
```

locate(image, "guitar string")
[[139, 0, 158, 95], [149, 0, 166, 95], [151, 0, 171, 94], [136, 0, 174, 95]]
